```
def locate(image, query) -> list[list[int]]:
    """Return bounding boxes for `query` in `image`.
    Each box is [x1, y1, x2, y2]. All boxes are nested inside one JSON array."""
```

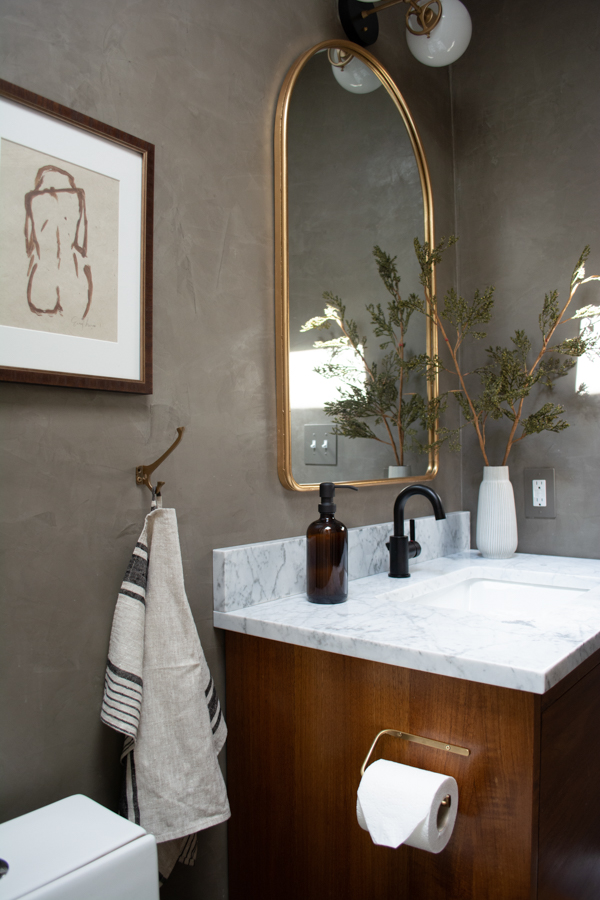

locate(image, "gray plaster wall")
[[288, 50, 425, 356], [452, 0, 600, 558], [0, 2, 458, 898]]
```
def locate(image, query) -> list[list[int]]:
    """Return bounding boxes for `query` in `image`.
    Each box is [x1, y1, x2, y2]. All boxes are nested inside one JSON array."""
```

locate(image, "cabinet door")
[[538, 661, 600, 898], [225, 632, 537, 900]]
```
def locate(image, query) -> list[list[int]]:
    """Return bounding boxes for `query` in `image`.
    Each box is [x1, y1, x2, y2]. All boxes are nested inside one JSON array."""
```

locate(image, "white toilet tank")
[[0, 794, 159, 900]]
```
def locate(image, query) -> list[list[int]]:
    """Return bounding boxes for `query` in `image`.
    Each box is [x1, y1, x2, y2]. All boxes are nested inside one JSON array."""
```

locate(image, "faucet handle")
[[408, 519, 421, 561]]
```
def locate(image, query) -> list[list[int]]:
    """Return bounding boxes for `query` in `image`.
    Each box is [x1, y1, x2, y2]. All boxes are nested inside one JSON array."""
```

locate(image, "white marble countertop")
[[214, 551, 600, 694]]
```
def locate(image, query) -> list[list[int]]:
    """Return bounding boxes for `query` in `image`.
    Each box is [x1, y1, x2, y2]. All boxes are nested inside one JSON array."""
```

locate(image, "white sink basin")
[[379, 567, 596, 621], [403, 577, 586, 616]]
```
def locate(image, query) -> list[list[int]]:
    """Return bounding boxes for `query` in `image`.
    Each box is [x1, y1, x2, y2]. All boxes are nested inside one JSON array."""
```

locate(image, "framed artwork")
[[0, 79, 154, 393]]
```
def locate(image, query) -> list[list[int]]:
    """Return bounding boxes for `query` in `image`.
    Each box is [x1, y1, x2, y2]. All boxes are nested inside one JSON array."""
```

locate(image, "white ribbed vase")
[[476, 466, 518, 559], [388, 465, 412, 479]]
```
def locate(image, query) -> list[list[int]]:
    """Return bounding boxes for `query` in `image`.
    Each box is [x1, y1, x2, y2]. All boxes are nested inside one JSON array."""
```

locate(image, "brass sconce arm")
[[360, 0, 442, 36]]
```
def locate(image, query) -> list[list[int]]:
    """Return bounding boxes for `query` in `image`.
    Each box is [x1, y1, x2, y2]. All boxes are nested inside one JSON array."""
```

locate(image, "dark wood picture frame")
[[0, 79, 154, 393]]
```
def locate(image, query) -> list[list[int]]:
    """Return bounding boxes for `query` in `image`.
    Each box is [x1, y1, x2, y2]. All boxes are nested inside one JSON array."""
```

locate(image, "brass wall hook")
[[136, 427, 185, 495]]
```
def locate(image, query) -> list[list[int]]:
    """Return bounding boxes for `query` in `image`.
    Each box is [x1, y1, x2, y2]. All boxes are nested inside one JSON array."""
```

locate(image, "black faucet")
[[388, 484, 446, 578]]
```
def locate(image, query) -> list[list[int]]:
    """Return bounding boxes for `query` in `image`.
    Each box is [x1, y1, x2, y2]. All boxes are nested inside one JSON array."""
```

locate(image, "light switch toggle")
[[304, 424, 338, 465], [533, 480, 547, 507]]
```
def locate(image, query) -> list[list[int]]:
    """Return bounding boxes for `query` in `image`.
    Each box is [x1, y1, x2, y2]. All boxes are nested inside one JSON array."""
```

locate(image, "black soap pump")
[[307, 482, 358, 604]]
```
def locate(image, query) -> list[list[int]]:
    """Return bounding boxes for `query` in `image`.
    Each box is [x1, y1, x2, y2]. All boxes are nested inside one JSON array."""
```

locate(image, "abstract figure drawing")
[[24, 164, 93, 319]]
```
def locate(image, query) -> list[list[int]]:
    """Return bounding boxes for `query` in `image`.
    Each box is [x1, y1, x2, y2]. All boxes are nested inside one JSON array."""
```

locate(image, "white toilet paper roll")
[[356, 758, 458, 853]]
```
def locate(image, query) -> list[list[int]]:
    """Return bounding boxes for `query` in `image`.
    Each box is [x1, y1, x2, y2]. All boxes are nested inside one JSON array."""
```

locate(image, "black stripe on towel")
[[107, 658, 143, 688], [211, 707, 222, 735], [101, 665, 142, 737], [118, 735, 136, 766], [102, 698, 140, 723], [204, 675, 213, 698], [206, 683, 219, 722], [119, 587, 146, 605], [130, 750, 141, 825], [106, 669, 143, 697], [104, 684, 142, 710], [100, 708, 137, 735], [119, 765, 129, 820], [124, 550, 148, 591], [179, 834, 198, 866], [122, 735, 135, 755], [135, 541, 148, 553]]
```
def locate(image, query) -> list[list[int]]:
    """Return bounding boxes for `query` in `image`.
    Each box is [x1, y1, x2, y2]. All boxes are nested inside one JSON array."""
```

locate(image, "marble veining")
[[214, 550, 600, 694], [213, 511, 469, 612]]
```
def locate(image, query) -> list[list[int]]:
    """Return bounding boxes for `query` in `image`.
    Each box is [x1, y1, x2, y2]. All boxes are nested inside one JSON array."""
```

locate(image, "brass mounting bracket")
[[361, 0, 442, 36], [360, 728, 470, 777]]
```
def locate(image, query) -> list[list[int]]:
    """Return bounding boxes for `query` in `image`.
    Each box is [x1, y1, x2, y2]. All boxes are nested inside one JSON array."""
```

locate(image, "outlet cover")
[[523, 468, 556, 519], [304, 424, 338, 466]]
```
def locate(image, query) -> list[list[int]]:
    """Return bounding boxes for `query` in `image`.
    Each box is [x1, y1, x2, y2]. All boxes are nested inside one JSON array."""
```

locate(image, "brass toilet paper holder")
[[360, 729, 470, 811]]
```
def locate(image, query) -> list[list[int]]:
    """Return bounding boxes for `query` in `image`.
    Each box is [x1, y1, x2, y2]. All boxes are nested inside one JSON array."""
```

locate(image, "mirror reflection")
[[280, 44, 438, 488]]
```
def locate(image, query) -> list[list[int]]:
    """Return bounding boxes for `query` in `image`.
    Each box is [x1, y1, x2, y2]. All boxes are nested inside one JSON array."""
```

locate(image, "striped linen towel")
[[101, 505, 230, 882]]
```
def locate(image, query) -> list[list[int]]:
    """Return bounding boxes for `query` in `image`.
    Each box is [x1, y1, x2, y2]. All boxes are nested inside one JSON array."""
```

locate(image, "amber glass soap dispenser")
[[307, 482, 357, 604]]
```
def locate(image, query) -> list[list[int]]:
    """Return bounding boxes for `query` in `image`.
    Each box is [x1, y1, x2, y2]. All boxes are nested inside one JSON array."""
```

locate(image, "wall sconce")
[[338, 0, 472, 67], [328, 48, 382, 93]]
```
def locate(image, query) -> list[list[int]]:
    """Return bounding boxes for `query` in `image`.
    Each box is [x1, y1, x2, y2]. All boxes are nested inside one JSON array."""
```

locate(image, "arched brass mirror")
[[275, 40, 439, 491]]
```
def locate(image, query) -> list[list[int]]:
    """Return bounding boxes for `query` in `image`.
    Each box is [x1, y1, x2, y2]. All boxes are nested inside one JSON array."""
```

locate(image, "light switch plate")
[[304, 424, 338, 465], [523, 467, 556, 518]]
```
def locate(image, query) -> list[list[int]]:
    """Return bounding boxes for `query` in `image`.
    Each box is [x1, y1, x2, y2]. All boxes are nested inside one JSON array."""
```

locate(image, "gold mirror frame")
[[275, 40, 438, 491]]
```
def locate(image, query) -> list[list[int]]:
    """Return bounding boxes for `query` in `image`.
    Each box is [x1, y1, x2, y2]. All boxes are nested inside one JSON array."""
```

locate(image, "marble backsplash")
[[213, 511, 470, 613]]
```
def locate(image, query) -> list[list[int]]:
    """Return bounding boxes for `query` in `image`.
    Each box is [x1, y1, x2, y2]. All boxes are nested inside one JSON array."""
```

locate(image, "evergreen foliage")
[[301, 241, 600, 467], [300, 248, 446, 466], [412, 239, 600, 465]]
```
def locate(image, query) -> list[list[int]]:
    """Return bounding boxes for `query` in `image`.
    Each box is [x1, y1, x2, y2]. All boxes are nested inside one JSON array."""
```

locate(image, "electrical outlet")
[[304, 424, 338, 466], [524, 468, 556, 519], [532, 480, 546, 507]]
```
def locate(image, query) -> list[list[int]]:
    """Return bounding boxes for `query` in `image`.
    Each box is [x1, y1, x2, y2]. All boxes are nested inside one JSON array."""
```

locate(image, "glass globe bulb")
[[331, 53, 382, 94], [406, 0, 472, 68]]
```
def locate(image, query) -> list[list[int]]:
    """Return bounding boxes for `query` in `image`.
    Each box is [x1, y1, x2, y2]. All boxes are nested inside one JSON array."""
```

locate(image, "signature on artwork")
[[71, 317, 97, 329], [24, 165, 94, 321]]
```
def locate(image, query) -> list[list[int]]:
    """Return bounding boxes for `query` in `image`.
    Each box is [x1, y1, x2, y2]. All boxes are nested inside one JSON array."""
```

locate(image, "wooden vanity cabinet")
[[224, 631, 600, 900]]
